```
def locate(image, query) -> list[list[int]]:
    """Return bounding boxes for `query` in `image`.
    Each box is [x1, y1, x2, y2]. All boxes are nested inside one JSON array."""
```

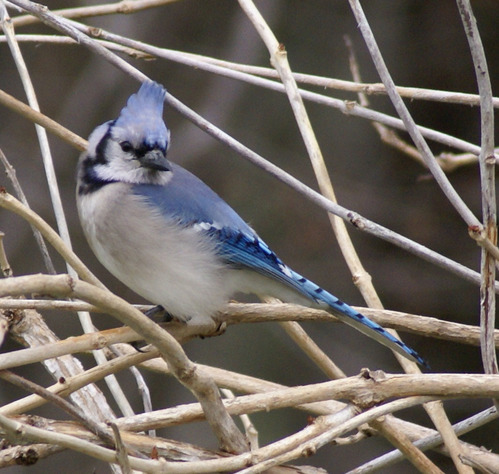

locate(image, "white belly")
[[77, 183, 230, 322]]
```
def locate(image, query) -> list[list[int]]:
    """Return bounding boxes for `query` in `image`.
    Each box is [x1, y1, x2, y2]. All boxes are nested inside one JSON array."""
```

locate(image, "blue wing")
[[133, 162, 253, 233], [134, 164, 427, 367], [205, 226, 427, 367]]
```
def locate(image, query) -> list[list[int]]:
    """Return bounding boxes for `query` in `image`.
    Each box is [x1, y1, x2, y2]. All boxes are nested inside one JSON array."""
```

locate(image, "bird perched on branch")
[[76, 80, 426, 367]]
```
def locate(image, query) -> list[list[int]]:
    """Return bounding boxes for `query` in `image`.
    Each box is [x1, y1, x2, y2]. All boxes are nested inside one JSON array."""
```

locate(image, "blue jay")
[[76, 81, 426, 367]]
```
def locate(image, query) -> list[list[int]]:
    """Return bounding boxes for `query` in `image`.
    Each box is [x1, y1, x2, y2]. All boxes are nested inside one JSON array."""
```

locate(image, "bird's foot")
[[214, 320, 227, 335], [144, 305, 174, 323], [199, 320, 227, 339]]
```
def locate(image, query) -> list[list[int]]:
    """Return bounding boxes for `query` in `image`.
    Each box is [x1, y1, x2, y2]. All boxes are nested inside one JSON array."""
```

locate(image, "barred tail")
[[285, 267, 428, 368]]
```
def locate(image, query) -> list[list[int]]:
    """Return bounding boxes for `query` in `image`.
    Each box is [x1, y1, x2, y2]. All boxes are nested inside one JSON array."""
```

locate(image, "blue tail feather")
[[206, 225, 428, 367], [285, 266, 428, 368]]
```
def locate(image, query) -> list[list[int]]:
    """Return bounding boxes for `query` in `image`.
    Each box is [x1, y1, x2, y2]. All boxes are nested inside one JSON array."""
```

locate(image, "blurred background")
[[0, 0, 498, 472]]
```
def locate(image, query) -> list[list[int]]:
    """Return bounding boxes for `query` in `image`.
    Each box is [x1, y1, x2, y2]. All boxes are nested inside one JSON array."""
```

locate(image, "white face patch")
[[89, 136, 173, 186]]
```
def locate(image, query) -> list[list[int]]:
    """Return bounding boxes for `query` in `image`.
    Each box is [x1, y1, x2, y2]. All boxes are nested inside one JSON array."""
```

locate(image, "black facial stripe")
[[77, 156, 117, 195], [77, 123, 116, 195], [94, 122, 115, 165]]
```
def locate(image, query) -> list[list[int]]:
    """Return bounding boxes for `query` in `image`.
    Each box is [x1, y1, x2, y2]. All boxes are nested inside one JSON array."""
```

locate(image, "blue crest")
[[112, 81, 169, 150]]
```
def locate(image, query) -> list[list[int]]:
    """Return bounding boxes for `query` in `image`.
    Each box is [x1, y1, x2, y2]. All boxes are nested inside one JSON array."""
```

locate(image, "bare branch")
[[0, 148, 55, 274], [0, 273, 248, 454], [0, 370, 139, 456], [1, 1, 497, 471], [456, 0, 498, 378], [10, 0, 181, 27], [0, 413, 161, 473], [0, 88, 87, 150], [353, 406, 498, 472], [0, 191, 104, 288]]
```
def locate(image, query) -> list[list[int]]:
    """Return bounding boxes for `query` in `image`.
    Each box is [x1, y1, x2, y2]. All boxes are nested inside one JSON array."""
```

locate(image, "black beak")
[[139, 149, 171, 171]]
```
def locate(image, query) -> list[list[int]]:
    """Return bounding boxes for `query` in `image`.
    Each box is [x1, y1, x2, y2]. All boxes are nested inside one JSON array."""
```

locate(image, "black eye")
[[120, 141, 133, 153]]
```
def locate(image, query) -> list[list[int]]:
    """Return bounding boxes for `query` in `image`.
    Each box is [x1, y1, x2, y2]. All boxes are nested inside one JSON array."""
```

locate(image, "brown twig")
[[0, 370, 143, 456]]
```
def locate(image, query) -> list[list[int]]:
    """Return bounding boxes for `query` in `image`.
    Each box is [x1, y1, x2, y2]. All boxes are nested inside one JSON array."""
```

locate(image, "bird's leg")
[[144, 304, 173, 323]]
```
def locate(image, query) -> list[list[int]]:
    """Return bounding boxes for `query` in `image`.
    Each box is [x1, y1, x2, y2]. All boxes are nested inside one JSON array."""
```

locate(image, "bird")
[[76, 80, 426, 367]]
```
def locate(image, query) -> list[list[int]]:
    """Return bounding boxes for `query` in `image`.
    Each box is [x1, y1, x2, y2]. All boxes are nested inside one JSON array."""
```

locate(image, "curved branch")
[[0, 273, 248, 454]]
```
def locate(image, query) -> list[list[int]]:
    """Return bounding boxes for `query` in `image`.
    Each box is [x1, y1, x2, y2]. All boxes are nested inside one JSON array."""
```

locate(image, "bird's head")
[[78, 81, 172, 192]]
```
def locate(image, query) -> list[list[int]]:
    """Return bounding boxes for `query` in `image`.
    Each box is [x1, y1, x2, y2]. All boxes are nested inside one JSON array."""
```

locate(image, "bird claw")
[[199, 320, 227, 339], [214, 320, 227, 335]]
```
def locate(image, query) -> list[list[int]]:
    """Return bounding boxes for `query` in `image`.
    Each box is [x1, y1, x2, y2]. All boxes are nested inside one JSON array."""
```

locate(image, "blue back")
[[133, 163, 252, 233], [132, 163, 309, 290]]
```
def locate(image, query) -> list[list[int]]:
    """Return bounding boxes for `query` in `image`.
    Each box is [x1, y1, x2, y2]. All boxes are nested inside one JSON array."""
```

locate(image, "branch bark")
[[0, 273, 248, 454]]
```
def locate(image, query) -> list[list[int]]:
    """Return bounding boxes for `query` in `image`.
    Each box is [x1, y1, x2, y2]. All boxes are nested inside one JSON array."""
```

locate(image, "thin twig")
[[0, 7, 133, 423], [0, 231, 12, 278], [137, 358, 499, 472], [262, 296, 347, 379], [0, 148, 55, 274], [278, 320, 346, 379], [66, 22, 484, 157], [221, 389, 259, 451], [108, 422, 133, 474], [136, 358, 499, 470], [8, 0, 180, 27], [237, 5, 450, 473], [456, 0, 498, 379], [0, 88, 86, 150], [0, 348, 158, 416], [0, 413, 162, 473], [352, 406, 498, 472], [0, 2, 77, 271], [367, 417, 444, 474], [0, 191, 104, 288], [0, 370, 142, 456], [2, 306, 120, 450], [346, 3, 482, 472], [238, 397, 439, 474], [343, 35, 423, 167], [0, 29, 484, 157], [115, 372, 499, 431], [4, 21, 498, 110], [347, 0, 479, 233], [2, 2, 137, 419]]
